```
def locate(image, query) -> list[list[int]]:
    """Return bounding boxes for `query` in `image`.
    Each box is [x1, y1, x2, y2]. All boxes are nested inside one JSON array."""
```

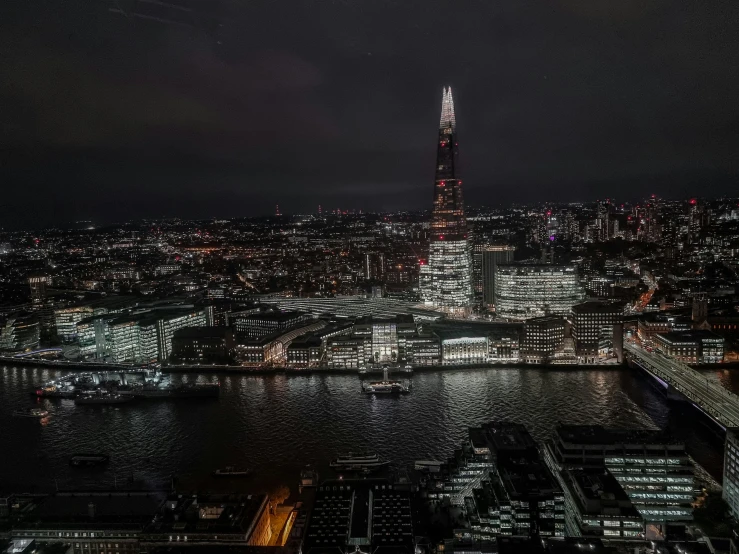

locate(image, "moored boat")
[[75, 391, 135, 405], [330, 452, 389, 471], [361, 367, 410, 395], [70, 453, 109, 467], [213, 466, 251, 477], [32, 385, 76, 399], [13, 408, 49, 418], [121, 382, 220, 399]]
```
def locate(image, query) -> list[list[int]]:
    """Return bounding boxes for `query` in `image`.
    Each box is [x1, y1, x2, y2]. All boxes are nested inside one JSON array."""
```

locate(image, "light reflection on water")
[[0, 365, 732, 494]]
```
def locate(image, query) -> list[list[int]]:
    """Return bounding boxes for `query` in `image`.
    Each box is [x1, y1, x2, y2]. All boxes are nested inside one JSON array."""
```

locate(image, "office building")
[[560, 469, 644, 538], [571, 302, 624, 362], [364, 252, 385, 280], [420, 87, 473, 315], [637, 313, 691, 342], [0, 312, 40, 351], [325, 316, 440, 368], [521, 316, 566, 364], [235, 321, 326, 367], [723, 430, 739, 519], [544, 425, 695, 524], [170, 327, 235, 364], [481, 245, 515, 308], [455, 422, 565, 539], [654, 330, 724, 364], [5, 490, 271, 554], [28, 275, 50, 306], [228, 310, 312, 341], [495, 264, 585, 320], [55, 306, 94, 343], [28, 275, 55, 342], [106, 308, 208, 364], [7, 490, 165, 554]]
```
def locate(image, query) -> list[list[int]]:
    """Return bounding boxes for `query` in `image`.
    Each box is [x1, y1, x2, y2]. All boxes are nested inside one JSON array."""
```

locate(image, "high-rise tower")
[[420, 87, 473, 315]]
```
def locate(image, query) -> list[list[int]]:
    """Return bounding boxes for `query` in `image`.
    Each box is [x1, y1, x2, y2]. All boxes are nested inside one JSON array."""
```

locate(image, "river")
[[1, 364, 734, 495]]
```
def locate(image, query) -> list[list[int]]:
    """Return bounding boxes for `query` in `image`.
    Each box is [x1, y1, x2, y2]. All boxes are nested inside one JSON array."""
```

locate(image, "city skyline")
[[2, 1, 739, 549]]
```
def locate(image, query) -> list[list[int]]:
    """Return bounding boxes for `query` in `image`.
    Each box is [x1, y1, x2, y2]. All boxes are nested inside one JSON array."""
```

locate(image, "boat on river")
[[75, 391, 135, 405], [330, 452, 389, 472], [213, 466, 251, 477], [13, 408, 49, 418], [70, 453, 110, 467], [362, 367, 410, 395]]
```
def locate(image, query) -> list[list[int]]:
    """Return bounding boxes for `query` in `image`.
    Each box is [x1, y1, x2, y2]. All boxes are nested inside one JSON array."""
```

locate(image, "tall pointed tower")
[[420, 87, 473, 315]]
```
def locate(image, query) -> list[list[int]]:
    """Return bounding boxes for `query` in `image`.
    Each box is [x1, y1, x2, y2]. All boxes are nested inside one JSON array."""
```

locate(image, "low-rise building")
[[229, 310, 312, 341], [561, 469, 644, 538], [654, 330, 724, 363], [462, 422, 565, 539], [544, 425, 695, 525], [4, 491, 271, 553], [521, 316, 566, 364], [303, 479, 414, 554], [170, 327, 235, 365], [637, 313, 691, 342]]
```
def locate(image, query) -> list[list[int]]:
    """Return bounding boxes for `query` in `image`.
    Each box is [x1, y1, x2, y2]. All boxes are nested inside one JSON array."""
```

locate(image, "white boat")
[[13, 408, 49, 418], [213, 466, 251, 477], [362, 367, 410, 395], [330, 452, 389, 471]]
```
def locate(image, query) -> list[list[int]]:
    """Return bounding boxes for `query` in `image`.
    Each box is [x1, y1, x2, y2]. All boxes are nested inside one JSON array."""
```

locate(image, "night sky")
[[1, 0, 738, 227]]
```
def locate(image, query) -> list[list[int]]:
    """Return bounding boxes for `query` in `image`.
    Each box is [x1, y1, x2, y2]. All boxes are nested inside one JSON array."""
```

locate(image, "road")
[[625, 342, 739, 429]]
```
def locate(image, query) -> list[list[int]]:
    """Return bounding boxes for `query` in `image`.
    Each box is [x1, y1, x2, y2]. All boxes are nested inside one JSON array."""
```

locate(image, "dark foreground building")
[[2, 491, 271, 553], [303, 479, 414, 554]]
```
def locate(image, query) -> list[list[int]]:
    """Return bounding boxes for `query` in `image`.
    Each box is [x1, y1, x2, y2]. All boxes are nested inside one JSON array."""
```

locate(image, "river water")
[[1, 365, 735, 495]]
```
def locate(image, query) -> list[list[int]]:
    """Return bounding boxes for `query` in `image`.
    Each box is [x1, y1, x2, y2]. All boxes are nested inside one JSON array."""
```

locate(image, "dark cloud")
[[1, 0, 737, 227]]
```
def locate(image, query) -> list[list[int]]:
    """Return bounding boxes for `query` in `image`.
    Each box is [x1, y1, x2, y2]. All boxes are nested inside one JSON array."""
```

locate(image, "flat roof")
[[556, 425, 682, 447], [572, 301, 625, 314], [172, 326, 230, 339], [30, 491, 165, 524], [656, 330, 723, 344], [147, 493, 267, 535]]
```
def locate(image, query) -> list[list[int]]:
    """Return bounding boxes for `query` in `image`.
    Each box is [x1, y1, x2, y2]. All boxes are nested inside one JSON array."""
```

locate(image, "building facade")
[[571, 302, 624, 362], [495, 264, 585, 320], [654, 330, 724, 364], [544, 425, 695, 524], [481, 245, 515, 308], [521, 316, 566, 364], [420, 87, 473, 316], [724, 430, 739, 519]]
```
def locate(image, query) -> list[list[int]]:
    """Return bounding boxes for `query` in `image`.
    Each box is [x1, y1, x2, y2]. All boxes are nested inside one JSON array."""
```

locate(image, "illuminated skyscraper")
[[420, 87, 473, 315]]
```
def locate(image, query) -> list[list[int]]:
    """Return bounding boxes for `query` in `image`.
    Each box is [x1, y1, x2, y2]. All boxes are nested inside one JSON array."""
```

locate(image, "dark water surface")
[[0, 365, 733, 494]]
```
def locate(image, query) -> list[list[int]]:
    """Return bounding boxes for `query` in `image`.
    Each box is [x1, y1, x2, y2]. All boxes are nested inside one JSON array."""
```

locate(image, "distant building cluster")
[[0, 92, 736, 366]]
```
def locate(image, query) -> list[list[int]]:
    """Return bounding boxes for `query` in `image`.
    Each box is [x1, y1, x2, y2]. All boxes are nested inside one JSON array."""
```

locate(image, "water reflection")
[[0, 365, 729, 493]]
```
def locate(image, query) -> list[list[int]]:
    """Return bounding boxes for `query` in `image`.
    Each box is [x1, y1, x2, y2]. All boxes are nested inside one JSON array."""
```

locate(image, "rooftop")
[[145, 493, 268, 536], [556, 424, 683, 448], [572, 301, 625, 314]]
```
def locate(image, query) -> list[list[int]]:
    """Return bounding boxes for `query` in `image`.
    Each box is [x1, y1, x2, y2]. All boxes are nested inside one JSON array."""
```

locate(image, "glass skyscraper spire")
[[420, 87, 473, 315]]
